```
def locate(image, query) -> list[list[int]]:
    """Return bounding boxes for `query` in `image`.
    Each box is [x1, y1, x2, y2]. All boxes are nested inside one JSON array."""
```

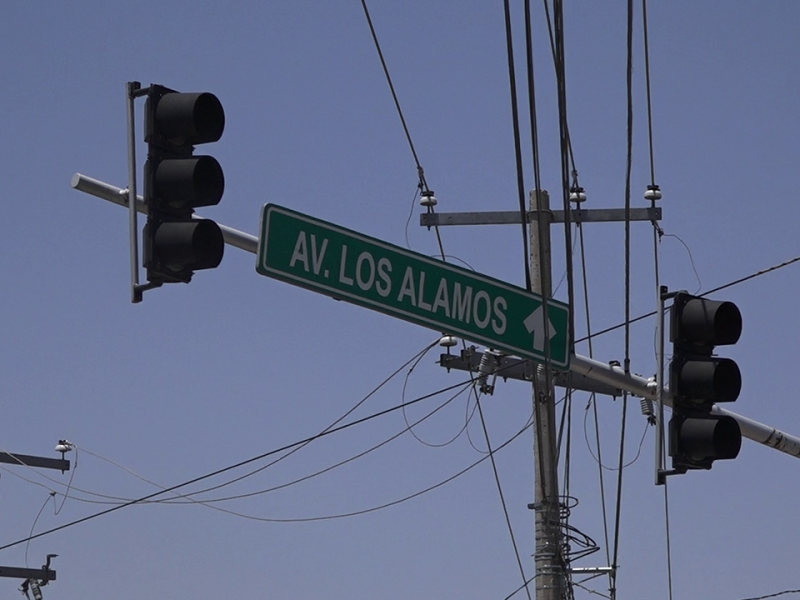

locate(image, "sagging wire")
[[504, 0, 533, 291], [570, 165, 617, 592], [24, 493, 55, 568], [475, 390, 533, 600], [640, 0, 674, 597], [583, 410, 650, 471], [551, 0, 577, 349], [7, 356, 540, 525], [610, 2, 635, 598], [404, 185, 420, 250], [557, 496, 600, 564], [573, 250, 800, 347], [737, 591, 800, 600], [0, 341, 444, 508], [503, 573, 540, 600], [359, 0, 446, 262], [10, 397, 534, 531], [14, 379, 475, 518], [400, 346, 476, 448], [5, 350, 535, 515], [464, 386, 492, 455], [0, 375, 495, 552]]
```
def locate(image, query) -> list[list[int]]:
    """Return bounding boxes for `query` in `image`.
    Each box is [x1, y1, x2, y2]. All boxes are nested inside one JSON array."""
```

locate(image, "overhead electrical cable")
[[143, 384, 475, 519], [6, 340, 442, 508], [737, 591, 800, 600], [0, 401, 534, 544], [0, 376, 477, 552], [541, 0, 580, 181], [578, 225, 612, 574], [359, 0, 446, 260], [503, 0, 533, 290], [147, 339, 441, 500], [639, 0, 675, 595], [527, 0, 554, 507], [401, 348, 475, 448], [6, 353, 530, 512], [552, 0, 576, 347], [549, 6, 580, 588], [52, 383, 474, 509], [642, 0, 657, 188], [503, 574, 540, 600], [464, 387, 488, 454], [574, 251, 800, 345], [24, 492, 54, 568], [475, 392, 534, 600], [524, 0, 543, 205], [196, 414, 534, 524], [583, 415, 649, 471], [610, 3, 636, 599]]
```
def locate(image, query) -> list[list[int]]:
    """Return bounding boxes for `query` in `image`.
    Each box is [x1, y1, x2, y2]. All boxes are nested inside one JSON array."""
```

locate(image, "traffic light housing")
[[669, 292, 743, 471], [143, 84, 225, 284]]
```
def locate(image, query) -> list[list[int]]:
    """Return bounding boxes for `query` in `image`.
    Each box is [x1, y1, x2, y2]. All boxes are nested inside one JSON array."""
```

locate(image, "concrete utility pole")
[[529, 190, 565, 600]]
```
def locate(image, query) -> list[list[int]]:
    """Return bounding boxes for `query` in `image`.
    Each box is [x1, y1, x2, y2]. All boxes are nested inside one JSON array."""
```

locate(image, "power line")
[[641, 0, 657, 187], [36, 394, 532, 526], [738, 591, 800, 600], [475, 391, 533, 600], [359, 0, 421, 180], [226, 414, 534, 524], [578, 221, 612, 579], [1, 340, 442, 508], [56, 382, 473, 511], [503, 0, 533, 291], [401, 347, 474, 448], [359, 0, 446, 260], [0, 377, 475, 552], [610, 2, 636, 598], [574, 252, 800, 345]]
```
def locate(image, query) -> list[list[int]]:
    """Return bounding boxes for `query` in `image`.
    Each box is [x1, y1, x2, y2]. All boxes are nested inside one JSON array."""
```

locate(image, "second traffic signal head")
[[143, 85, 226, 284], [669, 292, 743, 471]]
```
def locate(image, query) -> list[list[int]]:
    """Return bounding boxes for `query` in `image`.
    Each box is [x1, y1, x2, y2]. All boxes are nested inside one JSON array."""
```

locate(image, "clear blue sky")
[[2, 2, 800, 599]]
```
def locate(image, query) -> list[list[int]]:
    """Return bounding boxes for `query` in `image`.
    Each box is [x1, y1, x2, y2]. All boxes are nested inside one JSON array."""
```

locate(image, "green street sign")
[[257, 204, 571, 368]]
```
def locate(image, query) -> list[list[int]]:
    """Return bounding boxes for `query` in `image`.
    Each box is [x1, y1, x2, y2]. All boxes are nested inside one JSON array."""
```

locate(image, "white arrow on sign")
[[523, 306, 557, 353]]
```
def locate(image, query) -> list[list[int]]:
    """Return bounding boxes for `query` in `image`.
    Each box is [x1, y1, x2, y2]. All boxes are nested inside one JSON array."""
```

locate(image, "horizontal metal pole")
[[442, 349, 800, 460], [570, 355, 800, 457], [72, 174, 800, 461], [567, 567, 613, 574], [0, 452, 69, 472], [0, 566, 56, 580], [420, 207, 661, 227], [569, 354, 655, 399], [439, 349, 623, 397], [712, 405, 800, 458], [70, 173, 259, 255]]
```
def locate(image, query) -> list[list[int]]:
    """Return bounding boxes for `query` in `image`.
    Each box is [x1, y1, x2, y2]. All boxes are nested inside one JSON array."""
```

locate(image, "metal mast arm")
[[72, 173, 800, 461]]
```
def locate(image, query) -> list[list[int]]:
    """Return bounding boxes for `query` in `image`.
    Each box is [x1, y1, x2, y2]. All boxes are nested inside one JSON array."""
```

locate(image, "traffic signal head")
[[143, 85, 226, 284], [669, 414, 742, 471], [669, 292, 743, 471], [670, 294, 742, 351]]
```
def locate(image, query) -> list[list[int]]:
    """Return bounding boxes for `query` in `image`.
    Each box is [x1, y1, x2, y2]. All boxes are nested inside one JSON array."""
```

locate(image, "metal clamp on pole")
[[126, 81, 160, 303], [656, 286, 682, 484]]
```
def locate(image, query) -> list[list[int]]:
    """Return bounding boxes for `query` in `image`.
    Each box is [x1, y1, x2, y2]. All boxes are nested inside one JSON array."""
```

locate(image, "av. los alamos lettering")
[[288, 231, 508, 336], [257, 204, 570, 367]]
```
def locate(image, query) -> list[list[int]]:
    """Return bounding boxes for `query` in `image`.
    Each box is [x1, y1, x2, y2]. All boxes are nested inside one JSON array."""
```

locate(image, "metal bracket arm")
[[0, 452, 69, 472], [439, 348, 623, 397], [0, 566, 56, 581], [420, 207, 661, 227]]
